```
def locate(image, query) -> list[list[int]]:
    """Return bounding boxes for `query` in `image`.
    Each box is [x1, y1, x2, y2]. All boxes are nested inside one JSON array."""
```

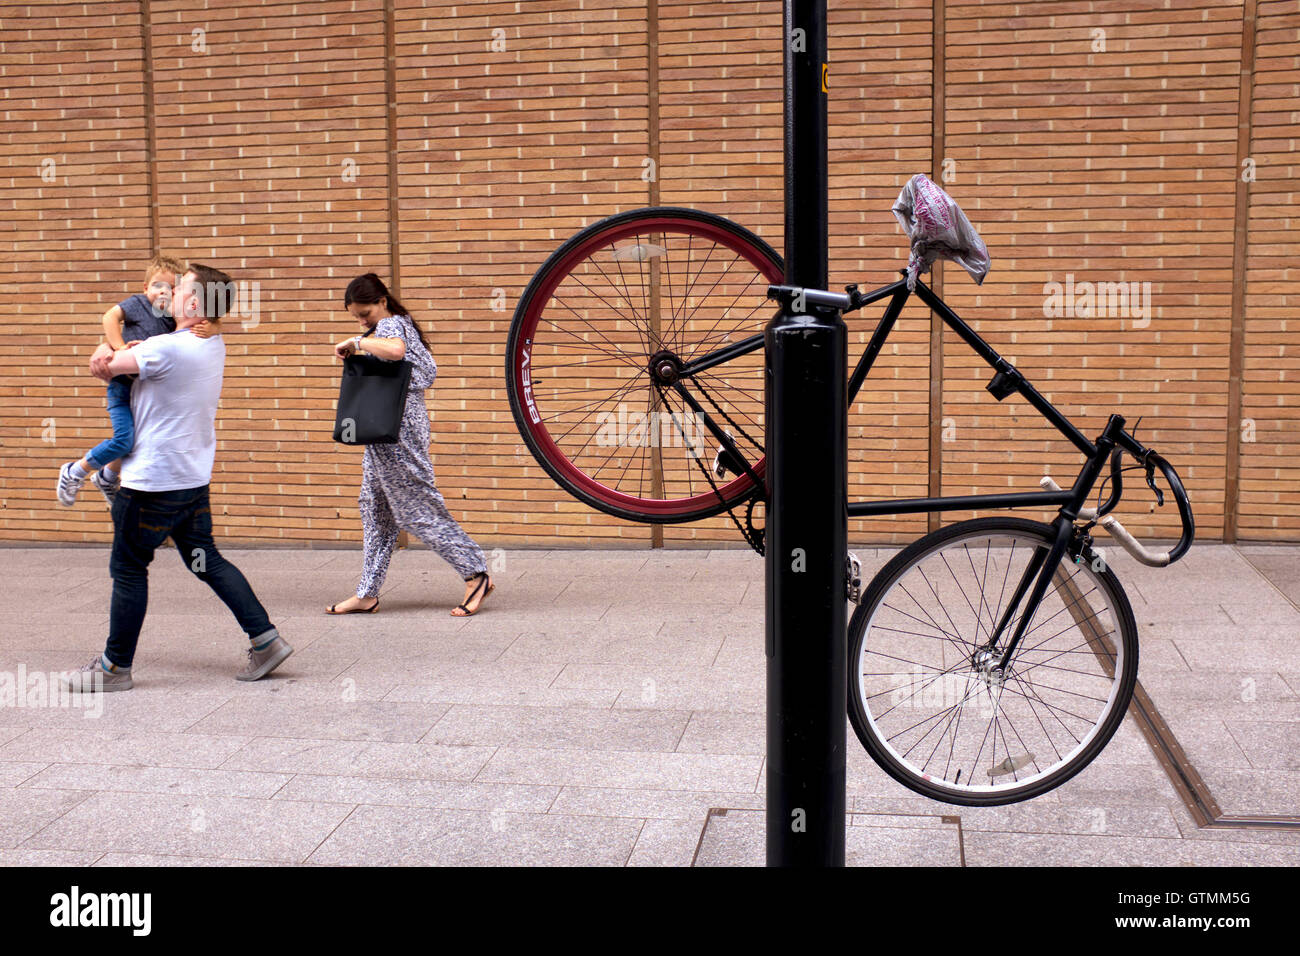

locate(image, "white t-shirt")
[[120, 330, 226, 492]]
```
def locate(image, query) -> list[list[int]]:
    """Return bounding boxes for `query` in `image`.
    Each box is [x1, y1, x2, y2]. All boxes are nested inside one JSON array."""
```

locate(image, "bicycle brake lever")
[[1144, 460, 1165, 507]]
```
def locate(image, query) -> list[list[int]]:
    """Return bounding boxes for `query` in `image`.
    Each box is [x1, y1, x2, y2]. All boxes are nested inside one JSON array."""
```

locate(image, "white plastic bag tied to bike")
[[892, 173, 991, 292]]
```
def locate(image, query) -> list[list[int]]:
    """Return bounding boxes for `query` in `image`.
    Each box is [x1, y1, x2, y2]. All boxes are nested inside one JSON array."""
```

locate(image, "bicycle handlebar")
[[1040, 441, 1194, 567], [1141, 449, 1195, 563]]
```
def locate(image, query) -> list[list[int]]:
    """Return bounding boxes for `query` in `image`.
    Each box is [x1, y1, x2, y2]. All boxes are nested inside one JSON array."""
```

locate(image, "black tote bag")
[[332, 352, 413, 445]]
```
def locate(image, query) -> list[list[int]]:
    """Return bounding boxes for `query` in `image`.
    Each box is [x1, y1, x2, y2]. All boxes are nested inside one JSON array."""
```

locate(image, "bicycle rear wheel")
[[506, 207, 782, 523], [848, 517, 1139, 806]]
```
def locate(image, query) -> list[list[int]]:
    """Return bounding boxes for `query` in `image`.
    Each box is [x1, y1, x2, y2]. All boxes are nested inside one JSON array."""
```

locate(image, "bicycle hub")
[[648, 349, 682, 385]]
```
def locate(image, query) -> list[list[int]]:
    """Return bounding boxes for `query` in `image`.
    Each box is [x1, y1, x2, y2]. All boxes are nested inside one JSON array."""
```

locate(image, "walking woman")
[[326, 274, 495, 617]]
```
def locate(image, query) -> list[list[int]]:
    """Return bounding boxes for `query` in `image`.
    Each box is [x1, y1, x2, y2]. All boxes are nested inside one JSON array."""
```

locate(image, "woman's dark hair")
[[344, 273, 428, 351]]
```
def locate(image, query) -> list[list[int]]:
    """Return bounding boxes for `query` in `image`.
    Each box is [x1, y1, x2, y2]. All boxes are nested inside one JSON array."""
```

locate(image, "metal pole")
[[765, 0, 847, 866]]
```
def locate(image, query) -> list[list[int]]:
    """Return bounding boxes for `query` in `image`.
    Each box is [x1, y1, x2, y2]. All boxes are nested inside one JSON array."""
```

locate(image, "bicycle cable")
[[1087, 461, 1148, 535]]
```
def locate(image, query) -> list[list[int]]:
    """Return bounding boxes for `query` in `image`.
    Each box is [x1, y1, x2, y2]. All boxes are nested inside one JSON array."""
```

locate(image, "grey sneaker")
[[57, 462, 85, 508], [89, 469, 120, 508], [237, 631, 293, 681], [61, 655, 132, 693]]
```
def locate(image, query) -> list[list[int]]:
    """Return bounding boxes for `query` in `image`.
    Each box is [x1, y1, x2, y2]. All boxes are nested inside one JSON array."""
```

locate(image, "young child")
[[57, 254, 214, 507]]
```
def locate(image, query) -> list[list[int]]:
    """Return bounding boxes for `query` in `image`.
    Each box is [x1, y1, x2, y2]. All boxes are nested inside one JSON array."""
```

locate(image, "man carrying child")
[[56, 254, 214, 506], [62, 264, 292, 693]]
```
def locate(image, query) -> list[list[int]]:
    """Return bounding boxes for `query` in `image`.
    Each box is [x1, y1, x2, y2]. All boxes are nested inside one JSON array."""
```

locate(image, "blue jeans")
[[106, 484, 275, 668], [86, 378, 135, 469]]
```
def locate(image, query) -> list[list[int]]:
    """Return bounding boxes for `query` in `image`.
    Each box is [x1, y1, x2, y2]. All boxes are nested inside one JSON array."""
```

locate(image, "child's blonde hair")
[[145, 254, 185, 284]]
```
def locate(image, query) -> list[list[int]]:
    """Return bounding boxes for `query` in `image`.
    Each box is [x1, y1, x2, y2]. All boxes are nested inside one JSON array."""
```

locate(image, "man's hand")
[[192, 320, 216, 340], [91, 344, 142, 382], [89, 342, 115, 381]]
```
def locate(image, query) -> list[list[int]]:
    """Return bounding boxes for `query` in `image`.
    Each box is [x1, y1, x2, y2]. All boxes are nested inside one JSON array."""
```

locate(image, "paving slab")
[[1198, 767, 1300, 815], [306, 805, 643, 866], [1238, 547, 1300, 605], [218, 738, 495, 782], [0, 728, 251, 769], [627, 818, 706, 866], [93, 853, 299, 867], [21, 763, 293, 800], [476, 747, 763, 793], [23, 791, 354, 863], [496, 628, 723, 668], [965, 830, 1300, 866], [0, 687, 233, 734], [676, 710, 764, 755], [693, 809, 963, 866], [0, 788, 94, 848], [185, 698, 449, 744], [549, 786, 766, 821], [271, 774, 559, 812], [0, 848, 103, 866], [1220, 603, 1300, 627], [0, 761, 45, 788], [423, 703, 691, 751]]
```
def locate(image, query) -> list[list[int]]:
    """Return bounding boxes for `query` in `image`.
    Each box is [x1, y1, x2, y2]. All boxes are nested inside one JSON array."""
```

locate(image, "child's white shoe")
[[56, 462, 85, 507], [89, 468, 120, 508]]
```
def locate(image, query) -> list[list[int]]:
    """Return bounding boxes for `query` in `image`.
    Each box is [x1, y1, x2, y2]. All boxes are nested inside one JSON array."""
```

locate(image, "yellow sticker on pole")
[[821, 62, 828, 92]]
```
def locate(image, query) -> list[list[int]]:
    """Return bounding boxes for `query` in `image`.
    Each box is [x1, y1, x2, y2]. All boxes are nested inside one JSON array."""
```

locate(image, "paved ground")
[[0, 541, 1296, 866]]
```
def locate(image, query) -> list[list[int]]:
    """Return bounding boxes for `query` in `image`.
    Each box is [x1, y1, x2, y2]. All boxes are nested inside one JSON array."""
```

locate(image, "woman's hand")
[[335, 337, 360, 360]]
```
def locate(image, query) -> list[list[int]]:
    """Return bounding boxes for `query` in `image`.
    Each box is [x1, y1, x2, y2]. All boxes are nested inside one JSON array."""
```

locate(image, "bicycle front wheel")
[[849, 517, 1139, 806], [506, 207, 782, 523]]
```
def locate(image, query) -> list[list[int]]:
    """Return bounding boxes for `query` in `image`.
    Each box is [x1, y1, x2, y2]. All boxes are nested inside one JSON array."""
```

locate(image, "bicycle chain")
[[690, 376, 763, 457], [653, 381, 766, 556]]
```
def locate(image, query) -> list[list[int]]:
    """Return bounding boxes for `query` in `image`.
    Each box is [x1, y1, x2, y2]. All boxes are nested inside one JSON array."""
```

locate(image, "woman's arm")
[[101, 305, 126, 351], [334, 335, 406, 362]]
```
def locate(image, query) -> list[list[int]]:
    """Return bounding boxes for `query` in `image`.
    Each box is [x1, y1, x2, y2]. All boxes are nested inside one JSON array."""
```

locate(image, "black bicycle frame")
[[676, 273, 1140, 668], [678, 275, 1115, 517]]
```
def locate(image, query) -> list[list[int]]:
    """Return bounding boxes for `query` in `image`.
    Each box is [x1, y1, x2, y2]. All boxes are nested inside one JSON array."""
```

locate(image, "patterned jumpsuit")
[[356, 314, 488, 598]]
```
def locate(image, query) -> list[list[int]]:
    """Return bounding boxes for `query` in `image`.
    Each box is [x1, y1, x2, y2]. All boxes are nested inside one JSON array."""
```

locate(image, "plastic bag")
[[891, 173, 990, 292]]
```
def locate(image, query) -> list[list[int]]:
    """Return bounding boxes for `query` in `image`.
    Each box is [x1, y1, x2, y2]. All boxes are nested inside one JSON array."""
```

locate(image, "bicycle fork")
[[977, 416, 1127, 675]]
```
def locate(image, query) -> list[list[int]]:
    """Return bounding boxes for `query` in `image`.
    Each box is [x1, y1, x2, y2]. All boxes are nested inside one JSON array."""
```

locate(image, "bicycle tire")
[[506, 207, 782, 524], [848, 516, 1139, 806]]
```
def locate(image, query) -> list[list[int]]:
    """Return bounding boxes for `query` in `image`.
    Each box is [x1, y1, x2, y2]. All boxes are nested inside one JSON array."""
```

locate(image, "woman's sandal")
[[451, 572, 494, 617], [326, 597, 380, 615]]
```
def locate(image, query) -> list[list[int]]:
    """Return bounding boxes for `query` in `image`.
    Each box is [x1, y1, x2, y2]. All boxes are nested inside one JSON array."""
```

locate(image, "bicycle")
[[505, 205, 1195, 806]]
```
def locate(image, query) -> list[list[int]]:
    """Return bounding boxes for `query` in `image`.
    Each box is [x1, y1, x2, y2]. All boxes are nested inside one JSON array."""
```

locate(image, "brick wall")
[[1241, 0, 1299, 538], [1, 0, 1295, 548]]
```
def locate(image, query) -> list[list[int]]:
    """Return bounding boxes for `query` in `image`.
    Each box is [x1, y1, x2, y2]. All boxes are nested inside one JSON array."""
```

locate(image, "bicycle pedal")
[[846, 550, 863, 604]]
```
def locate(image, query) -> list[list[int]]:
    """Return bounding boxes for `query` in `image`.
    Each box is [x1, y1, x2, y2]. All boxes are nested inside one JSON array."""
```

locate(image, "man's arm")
[[90, 344, 140, 382]]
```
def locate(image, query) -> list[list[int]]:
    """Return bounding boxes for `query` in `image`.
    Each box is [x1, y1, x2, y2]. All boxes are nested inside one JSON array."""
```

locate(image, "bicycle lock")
[[765, 0, 848, 867]]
